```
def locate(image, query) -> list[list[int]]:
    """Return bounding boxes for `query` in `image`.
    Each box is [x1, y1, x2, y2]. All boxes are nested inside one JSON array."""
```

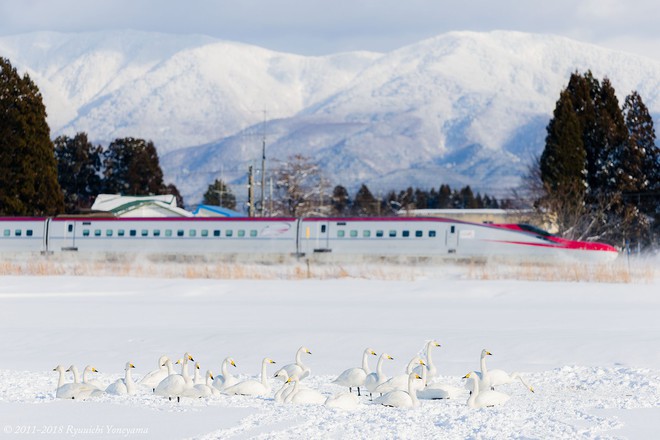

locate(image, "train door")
[[446, 224, 458, 254], [312, 221, 331, 253], [61, 220, 78, 251], [300, 220, 331, 255]]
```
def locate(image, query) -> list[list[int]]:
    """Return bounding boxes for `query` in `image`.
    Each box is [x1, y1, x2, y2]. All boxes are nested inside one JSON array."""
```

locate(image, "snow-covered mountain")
[[2, 30, 660, 205]]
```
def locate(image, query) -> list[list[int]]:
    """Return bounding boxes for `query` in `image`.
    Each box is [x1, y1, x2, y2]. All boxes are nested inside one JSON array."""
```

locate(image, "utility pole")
[[260, 111, 267, 217], [247, 166, 255, 217]]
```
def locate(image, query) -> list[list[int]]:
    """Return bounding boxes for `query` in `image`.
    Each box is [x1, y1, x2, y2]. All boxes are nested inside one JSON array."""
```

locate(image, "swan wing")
[[289, 388, 325, 405], [325, 392, 360, 410], [333, 368, 366, 387], [375, 390, 413, 408], [223, 380, 268, 397]]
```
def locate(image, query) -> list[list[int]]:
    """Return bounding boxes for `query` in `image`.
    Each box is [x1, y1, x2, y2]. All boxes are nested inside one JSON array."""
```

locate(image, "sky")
[[2, 0, 660, 60]]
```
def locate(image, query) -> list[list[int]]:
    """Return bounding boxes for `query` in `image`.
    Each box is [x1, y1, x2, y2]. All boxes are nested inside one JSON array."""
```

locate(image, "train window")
[[337, 230, 345, 238], [250, 230, 258, 237], [83, 221, 91, 226], [402, 230, 410, 237], [189, 230, 196, 237], [82, 229, 90, 237], [141, 230, 148, 237], [201, 230, 208, 237], [15, 229, 22, 236], [389, 230, 397, 237], [321, 225, 327, 233], [165, 230, 172, 237], [350, 230, 358, 238], [213, 230, 220, 237], [26, 230, 33, 236], [3, 229, 9, 236], [226, 230, 233, 237], [415, 230, 423, 237], [106, 230, 113, 237], [450, 226, 455, 233], [238, 230, 246, 237], [177, 230, 184, 237], [376, 230, 383, 237], [429, 230, 436, 237], [153, 230, 161, 237], [130, 230, 137, 237], [68, 225, 74, 233], [363, 230, 371, 238], [94, 230, 101, 236], [118, 229, 125, 236]]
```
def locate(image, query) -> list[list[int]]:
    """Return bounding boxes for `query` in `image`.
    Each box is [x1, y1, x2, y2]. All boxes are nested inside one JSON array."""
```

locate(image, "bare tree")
[[271, 154, 329, 217]]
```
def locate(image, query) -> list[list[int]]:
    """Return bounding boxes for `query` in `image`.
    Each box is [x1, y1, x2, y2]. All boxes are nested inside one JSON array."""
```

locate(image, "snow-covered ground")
[[0, 262, 658, 439]]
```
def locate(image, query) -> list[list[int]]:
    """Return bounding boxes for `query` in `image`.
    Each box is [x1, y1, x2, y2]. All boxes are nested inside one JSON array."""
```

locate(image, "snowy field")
[[0, 260, 658, 440]]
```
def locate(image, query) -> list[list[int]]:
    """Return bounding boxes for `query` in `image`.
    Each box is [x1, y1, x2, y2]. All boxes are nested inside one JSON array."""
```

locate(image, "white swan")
[[325, 392, 360, 410], [139, 355, 170, 391], [106, 362, 137, 396], [463, 372, 510, 408], [417, 363, 465, 400], [193, 362, 203, 385], [283, 376, 325, 404], [53, 365, 99, 399], [223, 358, 276, 397], [275, 346, 312, 380], [364, 353, 394, 399], [189, 370, 220, 397], [474, 349, 534, 393], [212, 357, 238, 391], [375, 373, 423, 408], [154, 352, 195, 402], [375, 357, 425, 394], [413, 340, 441, 384], [332, 348, 377, 396], [82, 365, 104, 390], [273, 370, 295, 403]]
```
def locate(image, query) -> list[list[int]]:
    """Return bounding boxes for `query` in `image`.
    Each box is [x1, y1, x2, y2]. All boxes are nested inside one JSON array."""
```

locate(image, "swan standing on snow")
[[212, 357, 238, 391], [365, 353, 394, 399], [375, 357, 425, 394], [275, 346, 312, 381], [332, 348, 377, 396], [375, 373, 423, 408], [325, 392, 360, 410], [155, 353, 195, 402], [53, 365, 99, 399], [139, 355, 170, 391], [106, 362, 137, 396], [474, 349, 534, 393], [224, 358, 276, 397], [283, 376, 326, 404], [463, 372, 510, 408], [413, 340, 441, 384]]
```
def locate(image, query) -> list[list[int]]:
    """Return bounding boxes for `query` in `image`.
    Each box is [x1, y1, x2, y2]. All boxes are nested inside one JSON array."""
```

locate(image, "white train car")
[[0, 217, 48, 252]]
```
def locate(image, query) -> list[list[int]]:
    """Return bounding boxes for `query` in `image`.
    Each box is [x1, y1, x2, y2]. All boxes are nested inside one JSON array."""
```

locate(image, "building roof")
[[91, 194, 193, 218], [192, 205, 242, 217]]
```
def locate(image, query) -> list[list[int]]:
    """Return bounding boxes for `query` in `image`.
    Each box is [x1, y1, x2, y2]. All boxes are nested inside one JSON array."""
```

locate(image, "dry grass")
[[0, 252, 656, 283]]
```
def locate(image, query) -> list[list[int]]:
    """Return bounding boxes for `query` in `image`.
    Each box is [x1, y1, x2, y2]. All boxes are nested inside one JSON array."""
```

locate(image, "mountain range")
[[2, 30, 660, 205]]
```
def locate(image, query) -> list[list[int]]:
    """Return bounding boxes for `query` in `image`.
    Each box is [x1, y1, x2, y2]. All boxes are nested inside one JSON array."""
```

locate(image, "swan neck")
[[295, 348, 303, 365], [57, 368, 65, 389], [376, 356, 385, 374], [222, 360, 229, 377], [181, 358, 190, 379], [166, 362, 174, 376], [426, 344, 435, 369], [261, 360, 268, 386], [408, 376, 419, 405], [125, 368, 135, 393], [480, 355, 488, 375], [71, 367, 81, 383], [362, 351, 371, 373]]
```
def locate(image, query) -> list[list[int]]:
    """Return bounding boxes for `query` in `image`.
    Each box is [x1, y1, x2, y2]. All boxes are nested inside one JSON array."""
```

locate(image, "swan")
[[375, 357, 425, 394], [82, 365, 104, 390], [189, 370, 220, 397], [139, 355, 170, 391], [106, 362, 137, 396], [417, 363, 465, 400], [154, 352, 195, 402], [332, 348, 377, 396], [212, 357, 238, 391], [374, 373, 423, 408], [364, 353, 394, 399], [275, 346, 312, 380], [463, 372, 510, 408], [474, 349, 534, 393], [283, 376, 326, 404], [325, 392, 360, 410], [413, 340, 441, 384], [53, 365, 99, 399], [273, 370, 295, 403], [223, 358, 276, 397], [193, 362, 203, 385]]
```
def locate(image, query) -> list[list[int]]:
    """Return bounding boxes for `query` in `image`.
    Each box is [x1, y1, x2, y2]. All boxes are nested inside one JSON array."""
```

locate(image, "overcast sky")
[[2, 0, 660, 60]]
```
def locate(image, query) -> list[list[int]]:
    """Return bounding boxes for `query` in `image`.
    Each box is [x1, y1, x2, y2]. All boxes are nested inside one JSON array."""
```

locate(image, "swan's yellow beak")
[[370, 351, 377, 356], [486, 351, 493, 356], [414, 374, 422, 380], [92, 368, 98, 372], [269, 359, 276, 364], [188, 355, 194, 361], [434, 342, 441, 347], [285, 377, 292, 383], [419, 360, 426, 366], [463, 373, 472, 379], [306, 349, 312, 354], [129, 364, 135, 369], [530, 387, 535, 393], [210, 374, 214, 380], [387, 355, 394, 360], [231, 360, 236, 367]]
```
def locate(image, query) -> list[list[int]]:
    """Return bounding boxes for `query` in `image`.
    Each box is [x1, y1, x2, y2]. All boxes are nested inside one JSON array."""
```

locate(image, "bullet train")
[[0, 216, 619, 263]]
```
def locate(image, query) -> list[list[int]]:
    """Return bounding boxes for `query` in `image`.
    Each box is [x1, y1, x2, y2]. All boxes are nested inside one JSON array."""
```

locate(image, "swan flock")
[[52, 343, 533, 410]]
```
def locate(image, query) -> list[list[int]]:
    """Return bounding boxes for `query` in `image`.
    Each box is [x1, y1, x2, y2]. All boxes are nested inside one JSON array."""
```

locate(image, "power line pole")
[[247, 165, 255, 217]]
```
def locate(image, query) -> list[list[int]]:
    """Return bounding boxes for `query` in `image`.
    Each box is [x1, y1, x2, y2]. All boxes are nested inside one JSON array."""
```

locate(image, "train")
[[0, 216, 619, 263]]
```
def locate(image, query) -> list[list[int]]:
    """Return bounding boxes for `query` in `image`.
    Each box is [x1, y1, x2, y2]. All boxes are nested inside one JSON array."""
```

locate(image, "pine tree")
[[438, 184, 452, 208], [0, 57, 64, 215], [103, 137, 165, 195], [353, 184, 379, 216], [203, 179, 236, 210], [331, 185, 350, 216], [54, 132, 103, 213]]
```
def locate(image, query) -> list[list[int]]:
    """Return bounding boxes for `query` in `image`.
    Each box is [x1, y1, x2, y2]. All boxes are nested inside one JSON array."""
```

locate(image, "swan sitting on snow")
[[325, 392, 360, 410], [155, 353, 195, 402], [53, 365, 100, 399], [416, 358, 465, 400], [106, 362, 137, 396], [82, 365, 104, 390], [332, 348, 377, 396], [273, 370, 295, 403], [139, 355, 169, 391], [224, 358, 276, 397], [375, 357, 425, 394], [365, 353, 394, 399], [212, 357, 238, 391], [375, 373, 423, 408], [463, 372, 510, 408], [189, 370, 220, 397], [283, 376, 325, 404], [275, 346, 312, 381], [473, 349, 534, 393]]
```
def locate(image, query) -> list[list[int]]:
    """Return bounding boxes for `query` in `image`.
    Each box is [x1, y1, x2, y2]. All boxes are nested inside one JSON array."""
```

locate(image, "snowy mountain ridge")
[[2, 30, 660, 204]]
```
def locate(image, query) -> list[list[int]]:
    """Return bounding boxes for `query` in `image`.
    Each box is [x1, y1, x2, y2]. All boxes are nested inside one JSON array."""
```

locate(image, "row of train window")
[[3, 229, 34, 237], [81, 229, 259, 238], [337, 229, 436, 238]]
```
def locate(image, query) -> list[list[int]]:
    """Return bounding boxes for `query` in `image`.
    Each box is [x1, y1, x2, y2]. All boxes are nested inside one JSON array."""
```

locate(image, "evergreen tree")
[[353, 184, 379, 216], [103, 137, 165, 195], [54, 132, 103, 213], [162, 183, 185, 208], [331, 185, 350, 216], [0, 57, 64, 215], [202, 179, 236, 210], [438, 184, 452, 208]]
